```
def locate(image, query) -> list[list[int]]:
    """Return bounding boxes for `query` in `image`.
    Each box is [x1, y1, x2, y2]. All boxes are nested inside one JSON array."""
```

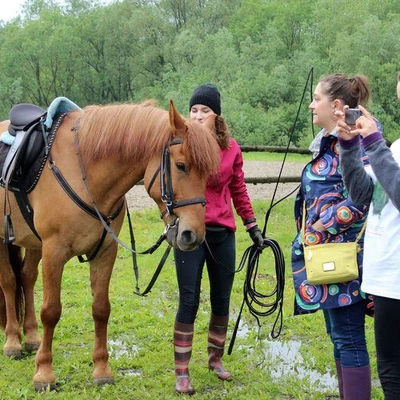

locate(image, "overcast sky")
[[0, 0, 117, 22], [0, 0, 25, 22]]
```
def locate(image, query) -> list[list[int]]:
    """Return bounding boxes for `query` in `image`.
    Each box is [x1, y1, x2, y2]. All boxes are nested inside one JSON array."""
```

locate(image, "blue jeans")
[[323, 299, 369, 367]]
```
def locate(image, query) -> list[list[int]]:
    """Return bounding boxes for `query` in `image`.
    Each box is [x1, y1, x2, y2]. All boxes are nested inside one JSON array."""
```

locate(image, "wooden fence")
[[135, 145, 308, 185], [242, 145, 307, 184], [240, 145, 310, 155]]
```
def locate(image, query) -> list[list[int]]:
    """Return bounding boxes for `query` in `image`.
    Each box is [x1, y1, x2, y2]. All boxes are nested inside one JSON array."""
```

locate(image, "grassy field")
[[0, 153, 383, 399], [243, 151, 310, 163]]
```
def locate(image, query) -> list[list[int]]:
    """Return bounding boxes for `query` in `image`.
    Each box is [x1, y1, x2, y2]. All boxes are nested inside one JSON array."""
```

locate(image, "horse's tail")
[[0, 244, 24, 329]]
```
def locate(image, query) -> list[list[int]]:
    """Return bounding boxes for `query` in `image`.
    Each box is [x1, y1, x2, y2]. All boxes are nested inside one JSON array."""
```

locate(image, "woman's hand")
[[350, 105, 379, 138], [335, 107, 358, 140]]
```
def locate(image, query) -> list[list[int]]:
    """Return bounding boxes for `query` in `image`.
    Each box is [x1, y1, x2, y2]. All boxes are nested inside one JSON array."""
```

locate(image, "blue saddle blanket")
[[1, 97, 82, 145]]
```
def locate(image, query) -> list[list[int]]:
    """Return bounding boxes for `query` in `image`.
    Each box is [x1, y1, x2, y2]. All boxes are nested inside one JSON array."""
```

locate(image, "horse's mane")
[[77, 101, 219, 176]]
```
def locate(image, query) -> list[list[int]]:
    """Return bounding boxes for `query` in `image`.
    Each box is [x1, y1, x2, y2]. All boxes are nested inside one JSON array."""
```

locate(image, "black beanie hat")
[[189, 84, 221, 115]]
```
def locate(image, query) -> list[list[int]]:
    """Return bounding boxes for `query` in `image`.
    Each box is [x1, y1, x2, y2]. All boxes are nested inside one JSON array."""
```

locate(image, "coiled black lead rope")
[[228, 67, 314, 354]]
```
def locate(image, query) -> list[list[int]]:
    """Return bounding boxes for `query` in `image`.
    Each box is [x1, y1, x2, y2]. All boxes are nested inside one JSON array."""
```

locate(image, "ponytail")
[[320, 73, 370, 108]]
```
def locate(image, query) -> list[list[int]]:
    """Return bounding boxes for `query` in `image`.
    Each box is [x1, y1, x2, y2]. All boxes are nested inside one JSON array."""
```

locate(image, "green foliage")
[[0, 0, 399, 145]]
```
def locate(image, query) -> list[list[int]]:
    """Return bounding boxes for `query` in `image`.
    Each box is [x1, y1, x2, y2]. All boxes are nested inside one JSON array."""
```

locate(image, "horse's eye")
[[176, 162, 187, 173]]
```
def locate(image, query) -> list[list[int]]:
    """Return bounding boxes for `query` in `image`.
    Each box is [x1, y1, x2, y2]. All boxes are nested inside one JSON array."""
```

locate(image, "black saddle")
[[2, 103, 48, 185], [1, 102, 53, 244], [9, 103, 47, 134]]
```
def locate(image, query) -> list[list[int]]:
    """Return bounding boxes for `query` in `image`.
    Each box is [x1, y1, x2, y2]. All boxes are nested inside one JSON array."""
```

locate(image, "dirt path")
[[126, 160, 306, 210]]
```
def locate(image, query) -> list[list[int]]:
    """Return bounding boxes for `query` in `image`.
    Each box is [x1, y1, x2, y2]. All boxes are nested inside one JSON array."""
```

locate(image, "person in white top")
[[336, 72, 400, 399]]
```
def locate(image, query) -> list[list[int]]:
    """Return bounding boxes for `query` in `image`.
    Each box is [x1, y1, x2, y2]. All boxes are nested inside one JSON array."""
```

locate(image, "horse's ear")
[[169, 100, 187, 136]]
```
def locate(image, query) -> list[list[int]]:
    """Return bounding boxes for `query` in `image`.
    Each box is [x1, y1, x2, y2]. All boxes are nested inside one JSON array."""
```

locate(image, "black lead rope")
[[125, 204, 172, 297], [228, 66, 315, 354]]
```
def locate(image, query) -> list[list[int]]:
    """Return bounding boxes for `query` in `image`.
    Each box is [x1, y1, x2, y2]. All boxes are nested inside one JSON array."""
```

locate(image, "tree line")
[[1, 0, 399, 145]]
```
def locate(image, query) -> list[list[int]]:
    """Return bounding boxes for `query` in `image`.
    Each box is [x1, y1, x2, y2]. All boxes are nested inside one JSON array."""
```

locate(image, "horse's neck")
[[87, 157, 146, 207]]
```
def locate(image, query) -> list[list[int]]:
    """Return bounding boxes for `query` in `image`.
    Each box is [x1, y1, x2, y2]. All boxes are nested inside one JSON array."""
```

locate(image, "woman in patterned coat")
[[291, 74, 375, 400]]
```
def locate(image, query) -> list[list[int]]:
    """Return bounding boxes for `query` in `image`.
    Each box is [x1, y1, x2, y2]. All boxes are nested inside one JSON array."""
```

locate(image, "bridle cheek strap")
[[147, 138, 206, 219]]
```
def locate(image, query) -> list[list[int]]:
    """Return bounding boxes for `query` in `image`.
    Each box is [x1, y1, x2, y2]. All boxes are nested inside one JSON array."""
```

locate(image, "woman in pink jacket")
[[173, 84, 264, 395]]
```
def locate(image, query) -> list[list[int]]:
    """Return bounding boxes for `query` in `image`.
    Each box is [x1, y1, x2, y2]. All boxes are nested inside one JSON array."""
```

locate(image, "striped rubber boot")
[[174, 321, 195, 395], [207, 313, 232, 381]]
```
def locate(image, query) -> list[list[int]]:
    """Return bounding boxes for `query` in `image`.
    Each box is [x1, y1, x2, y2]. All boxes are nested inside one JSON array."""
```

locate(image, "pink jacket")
[[205, 138, 255, 232]]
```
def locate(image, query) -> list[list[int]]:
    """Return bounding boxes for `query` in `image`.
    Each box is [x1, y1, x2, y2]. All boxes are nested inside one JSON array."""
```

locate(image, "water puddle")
[[235, 322, 337, 393], [259, 338, 337, 392], [108, 338, 139, 359], [117, 368, 142, 377]]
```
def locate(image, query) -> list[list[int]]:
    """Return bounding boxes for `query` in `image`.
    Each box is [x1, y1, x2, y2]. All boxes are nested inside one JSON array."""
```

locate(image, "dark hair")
[[319, 73, 370, 108]]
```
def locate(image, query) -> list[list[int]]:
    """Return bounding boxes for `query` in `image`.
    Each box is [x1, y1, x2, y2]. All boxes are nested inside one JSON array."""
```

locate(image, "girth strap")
[[13, 188, 41, 241]]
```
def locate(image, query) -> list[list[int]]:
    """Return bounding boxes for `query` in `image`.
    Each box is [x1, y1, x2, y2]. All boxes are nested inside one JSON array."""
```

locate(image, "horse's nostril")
[[181, 230, 195, 244]]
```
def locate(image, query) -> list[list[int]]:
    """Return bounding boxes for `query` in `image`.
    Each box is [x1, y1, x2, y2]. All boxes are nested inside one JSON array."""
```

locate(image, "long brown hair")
[[214, 115, 230, 149]]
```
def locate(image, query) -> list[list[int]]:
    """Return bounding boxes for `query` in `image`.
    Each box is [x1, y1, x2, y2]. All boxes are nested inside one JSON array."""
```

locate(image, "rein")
[[49, 122, 206, 296], [47, 124, 172, 263], [228, 66, 315, 354]]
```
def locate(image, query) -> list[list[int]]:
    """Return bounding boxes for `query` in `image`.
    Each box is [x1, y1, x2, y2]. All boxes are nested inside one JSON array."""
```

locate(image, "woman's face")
[[309, 82, 338, 131], [189, 104, 216, 131]]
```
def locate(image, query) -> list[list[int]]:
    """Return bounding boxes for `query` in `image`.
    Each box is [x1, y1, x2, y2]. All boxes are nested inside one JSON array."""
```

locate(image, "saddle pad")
[[1, 97, 81, 145]]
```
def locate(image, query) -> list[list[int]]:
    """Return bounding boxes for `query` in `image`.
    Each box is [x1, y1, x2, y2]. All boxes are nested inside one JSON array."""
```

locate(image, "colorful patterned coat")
[[291, 130, 372, 315]]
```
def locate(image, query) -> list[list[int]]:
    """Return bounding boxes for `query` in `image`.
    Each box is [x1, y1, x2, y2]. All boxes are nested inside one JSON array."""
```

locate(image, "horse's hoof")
[[33, 381, 57, 393], [93, 376, 115, 386], [3, 348, 23, 359], [25, 342, 41, 353]]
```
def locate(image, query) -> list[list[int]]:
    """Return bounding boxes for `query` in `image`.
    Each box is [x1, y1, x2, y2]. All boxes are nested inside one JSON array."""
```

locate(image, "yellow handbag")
[[301, 203, 366, 285]]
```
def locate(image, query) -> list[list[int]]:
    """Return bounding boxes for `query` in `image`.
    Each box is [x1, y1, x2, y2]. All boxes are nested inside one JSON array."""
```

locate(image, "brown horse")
[[0, 100, 220, 391]]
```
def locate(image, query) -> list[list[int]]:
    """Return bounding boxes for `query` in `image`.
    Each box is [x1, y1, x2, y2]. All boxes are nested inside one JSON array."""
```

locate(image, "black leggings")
[[374, 295, 400, 399], [174, 228, 235, 324]]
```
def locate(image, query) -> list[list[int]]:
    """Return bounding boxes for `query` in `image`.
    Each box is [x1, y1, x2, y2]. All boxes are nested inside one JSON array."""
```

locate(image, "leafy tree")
[[0, 0, 399, 145]]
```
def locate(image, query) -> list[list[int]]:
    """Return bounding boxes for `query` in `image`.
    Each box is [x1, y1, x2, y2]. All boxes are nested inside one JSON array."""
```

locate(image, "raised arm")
[[336, 105, 400, 211]]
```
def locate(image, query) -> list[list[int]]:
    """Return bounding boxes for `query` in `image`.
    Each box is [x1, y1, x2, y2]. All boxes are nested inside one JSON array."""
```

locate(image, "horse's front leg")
[[89, 241, 118, 386], [0, 244, 23, 359], [33, 246, 65, 392], [22, 249, 42, 353]]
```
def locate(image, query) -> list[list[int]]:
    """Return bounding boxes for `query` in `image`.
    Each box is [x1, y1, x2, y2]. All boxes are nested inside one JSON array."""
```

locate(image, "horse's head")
[[145, 101, 220, 251]]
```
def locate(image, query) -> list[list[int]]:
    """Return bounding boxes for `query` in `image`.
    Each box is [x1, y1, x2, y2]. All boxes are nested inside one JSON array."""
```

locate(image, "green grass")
[[0, 200, 382, 400], [243, 151, 310, 163]]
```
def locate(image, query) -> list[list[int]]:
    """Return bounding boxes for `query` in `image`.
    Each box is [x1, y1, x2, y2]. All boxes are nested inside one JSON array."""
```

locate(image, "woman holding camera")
[[336, 71, 400, 399], [291, 74, 375, 399]]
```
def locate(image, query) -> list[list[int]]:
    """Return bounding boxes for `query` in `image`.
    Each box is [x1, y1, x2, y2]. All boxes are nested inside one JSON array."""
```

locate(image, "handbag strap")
[[301, 202, 367, 246]]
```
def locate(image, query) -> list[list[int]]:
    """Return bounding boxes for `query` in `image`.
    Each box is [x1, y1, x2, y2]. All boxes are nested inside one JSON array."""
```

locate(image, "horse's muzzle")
[[165, 216, 204, 251]]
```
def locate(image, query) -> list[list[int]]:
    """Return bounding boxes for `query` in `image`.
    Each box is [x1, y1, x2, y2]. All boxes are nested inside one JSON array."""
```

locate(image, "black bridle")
[[146, 137, 207, 219]]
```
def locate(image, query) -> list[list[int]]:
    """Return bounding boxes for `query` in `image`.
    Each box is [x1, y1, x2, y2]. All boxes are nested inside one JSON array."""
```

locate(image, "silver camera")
[[345, 108, 362, 125]]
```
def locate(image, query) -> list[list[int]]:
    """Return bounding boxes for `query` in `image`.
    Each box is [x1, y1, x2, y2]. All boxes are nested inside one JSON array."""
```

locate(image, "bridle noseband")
[[147, 138, 207, 219]]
